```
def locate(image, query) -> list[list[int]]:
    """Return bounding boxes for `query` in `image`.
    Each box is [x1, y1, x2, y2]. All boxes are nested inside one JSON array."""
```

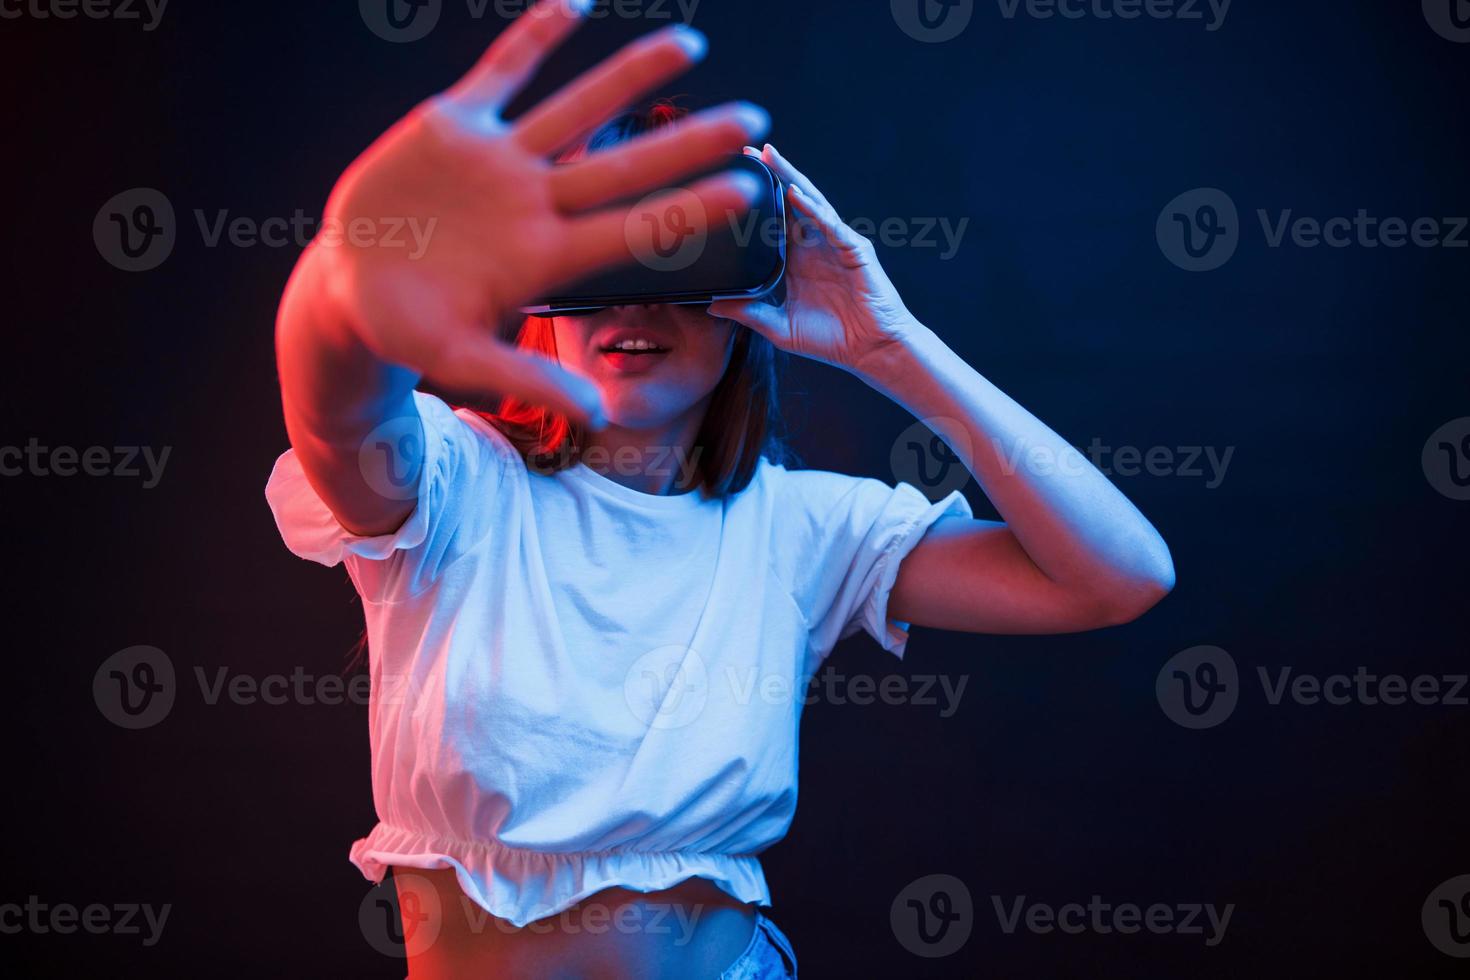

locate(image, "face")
[[551, 305, 736, 430]]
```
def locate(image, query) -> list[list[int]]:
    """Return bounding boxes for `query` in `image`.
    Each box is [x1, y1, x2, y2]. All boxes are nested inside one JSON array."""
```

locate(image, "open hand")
[[314, 0, 769, 424]]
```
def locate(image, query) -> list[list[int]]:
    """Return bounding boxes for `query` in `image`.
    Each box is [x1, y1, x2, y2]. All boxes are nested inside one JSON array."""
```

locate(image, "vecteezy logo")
[[93, 645, 176, 729], [1156, 645, 1239, 729], [645, 208, 694, 257], [623, 645, 709, 730], [93, 188, 176, 272], [891, 874, 973, 957], [359, 415, 428, 501], [1424, 0, 1470, 42], [1156, 188, 1239, 272], [891, 0, 974, 42], [360, 0, 442, 43], [626, 188, 709, 272], [890, 417, 973, 501], [359, 874, 443, 958], [1422, 417, 1470, 501], [1423, 875, 1470, 958]]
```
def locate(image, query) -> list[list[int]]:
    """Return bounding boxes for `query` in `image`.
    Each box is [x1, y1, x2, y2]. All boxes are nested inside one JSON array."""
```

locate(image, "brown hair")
[[477, 101, 787, 497]]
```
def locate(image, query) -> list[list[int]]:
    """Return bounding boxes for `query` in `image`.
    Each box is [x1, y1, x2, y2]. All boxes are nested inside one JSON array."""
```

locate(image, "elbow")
[[1108, 572, 1174, 626], [1094, 544, 1176, 627]]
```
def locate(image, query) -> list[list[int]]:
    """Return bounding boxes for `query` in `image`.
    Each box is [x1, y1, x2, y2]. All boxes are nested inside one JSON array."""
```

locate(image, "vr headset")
[[523, 154, 786, 317]]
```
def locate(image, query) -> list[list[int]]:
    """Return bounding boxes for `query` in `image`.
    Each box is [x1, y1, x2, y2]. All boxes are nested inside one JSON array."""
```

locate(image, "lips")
[[600, 348, 671, 374], [593, 325, 674, 352], [593, 326, 674, 374]]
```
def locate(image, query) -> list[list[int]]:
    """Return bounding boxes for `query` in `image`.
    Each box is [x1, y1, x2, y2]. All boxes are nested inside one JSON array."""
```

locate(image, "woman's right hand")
[[311, 0, 769, 425]]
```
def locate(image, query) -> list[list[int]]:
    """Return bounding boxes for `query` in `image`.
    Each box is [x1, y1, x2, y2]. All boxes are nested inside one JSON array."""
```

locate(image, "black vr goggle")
[[523, 154, 786, 317]]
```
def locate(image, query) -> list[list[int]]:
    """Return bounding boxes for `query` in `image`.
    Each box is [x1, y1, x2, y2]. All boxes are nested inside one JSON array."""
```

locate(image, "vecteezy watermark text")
[[94, 188, 439, 272], [995, 0, 1230, 31], [624, 195, 972, 276], [92, 646, 436, 730], [1157, 645, 1469, 729], [890, 418, 1235, 500], [0, 0, 168, 30], [730, 211, 970, 262], [0, 896, 170, 946], [889, 875, 1233, 956], [623, 646, 971, 730], [999, 439, 1234, 489], [193, 210, 437, 258], [358, 416, 708, 502], [1158, 188, 1468, 271], [1258, 666, 1468, 708], [992, 895, 1234, 946], [359, 0, 701, 44], [890, 0, 1229, 43], [1, 440, 170, 488]]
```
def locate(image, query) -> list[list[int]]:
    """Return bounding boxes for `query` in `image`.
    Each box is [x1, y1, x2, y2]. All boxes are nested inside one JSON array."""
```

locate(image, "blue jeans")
[[719, 912, 798, 979]]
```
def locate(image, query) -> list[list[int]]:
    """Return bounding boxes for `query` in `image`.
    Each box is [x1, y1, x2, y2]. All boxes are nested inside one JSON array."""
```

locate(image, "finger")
[[514, 25, 709, 156], [708, 298, 789, 346], [786, 182, 831, 225], [444, 0, 592, 111], [762, 143, 835, 211], [549, 102, 770, 212], [788, 183, 867, 251], [560, 169, 763, 280], [426, 326, 606, 428]]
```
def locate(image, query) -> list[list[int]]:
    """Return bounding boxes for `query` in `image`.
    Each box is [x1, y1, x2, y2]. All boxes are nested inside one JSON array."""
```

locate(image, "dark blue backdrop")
[[4, 0, 1467, 976]]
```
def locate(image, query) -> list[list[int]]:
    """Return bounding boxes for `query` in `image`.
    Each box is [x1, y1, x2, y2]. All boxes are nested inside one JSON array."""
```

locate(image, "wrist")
[[849, 317, 945, 394], [303, 242, 362, 334], [288, 242, 415, 376]]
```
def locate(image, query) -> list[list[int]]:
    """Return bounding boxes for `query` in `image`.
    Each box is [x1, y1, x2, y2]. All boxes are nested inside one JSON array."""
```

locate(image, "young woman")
[[265, 2, 1174, 976]]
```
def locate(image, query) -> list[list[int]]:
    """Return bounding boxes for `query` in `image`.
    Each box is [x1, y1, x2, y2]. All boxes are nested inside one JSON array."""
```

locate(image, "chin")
[[600, 388, 688, 431]]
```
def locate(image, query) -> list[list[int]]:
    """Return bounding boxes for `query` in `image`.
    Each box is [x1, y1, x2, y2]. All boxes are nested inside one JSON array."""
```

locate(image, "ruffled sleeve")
[[264, 391, 514, 600], [772, 467, 973, 660]]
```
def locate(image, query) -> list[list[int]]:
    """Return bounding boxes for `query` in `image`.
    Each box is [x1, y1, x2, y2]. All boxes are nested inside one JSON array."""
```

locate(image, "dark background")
[[4, 0, 1468, 976]]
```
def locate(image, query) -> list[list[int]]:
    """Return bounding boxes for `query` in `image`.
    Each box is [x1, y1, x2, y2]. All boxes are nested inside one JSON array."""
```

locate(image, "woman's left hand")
[[709, 144, 919, 376], [716, 149, 1177, 637]]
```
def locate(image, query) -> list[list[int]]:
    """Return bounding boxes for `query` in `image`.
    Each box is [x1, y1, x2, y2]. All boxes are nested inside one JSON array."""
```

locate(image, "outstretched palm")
[[317, 0, 769, 422]]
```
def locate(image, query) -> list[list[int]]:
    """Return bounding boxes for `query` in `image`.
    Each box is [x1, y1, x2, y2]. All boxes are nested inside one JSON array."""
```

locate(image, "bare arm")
[[276, 248, 422, 536], [277, 0, 769, 536], [862, 329, 1175, 632], [712, 145, 1173, 634]]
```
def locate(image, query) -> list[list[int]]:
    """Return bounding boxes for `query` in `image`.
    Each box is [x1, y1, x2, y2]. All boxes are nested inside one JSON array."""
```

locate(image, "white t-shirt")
[[265, 391, 971, 926]]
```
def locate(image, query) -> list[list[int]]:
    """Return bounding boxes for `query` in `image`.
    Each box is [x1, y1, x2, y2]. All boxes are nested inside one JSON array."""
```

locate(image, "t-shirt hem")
[[350, 822, 772, 928]]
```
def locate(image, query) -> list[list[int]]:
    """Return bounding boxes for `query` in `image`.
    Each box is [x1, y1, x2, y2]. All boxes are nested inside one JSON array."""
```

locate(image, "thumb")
[[708, 298, 788, 347]]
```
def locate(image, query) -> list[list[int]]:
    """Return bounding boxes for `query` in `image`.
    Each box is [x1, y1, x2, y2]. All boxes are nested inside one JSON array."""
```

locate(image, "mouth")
[[594, 329, 674, 375]]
